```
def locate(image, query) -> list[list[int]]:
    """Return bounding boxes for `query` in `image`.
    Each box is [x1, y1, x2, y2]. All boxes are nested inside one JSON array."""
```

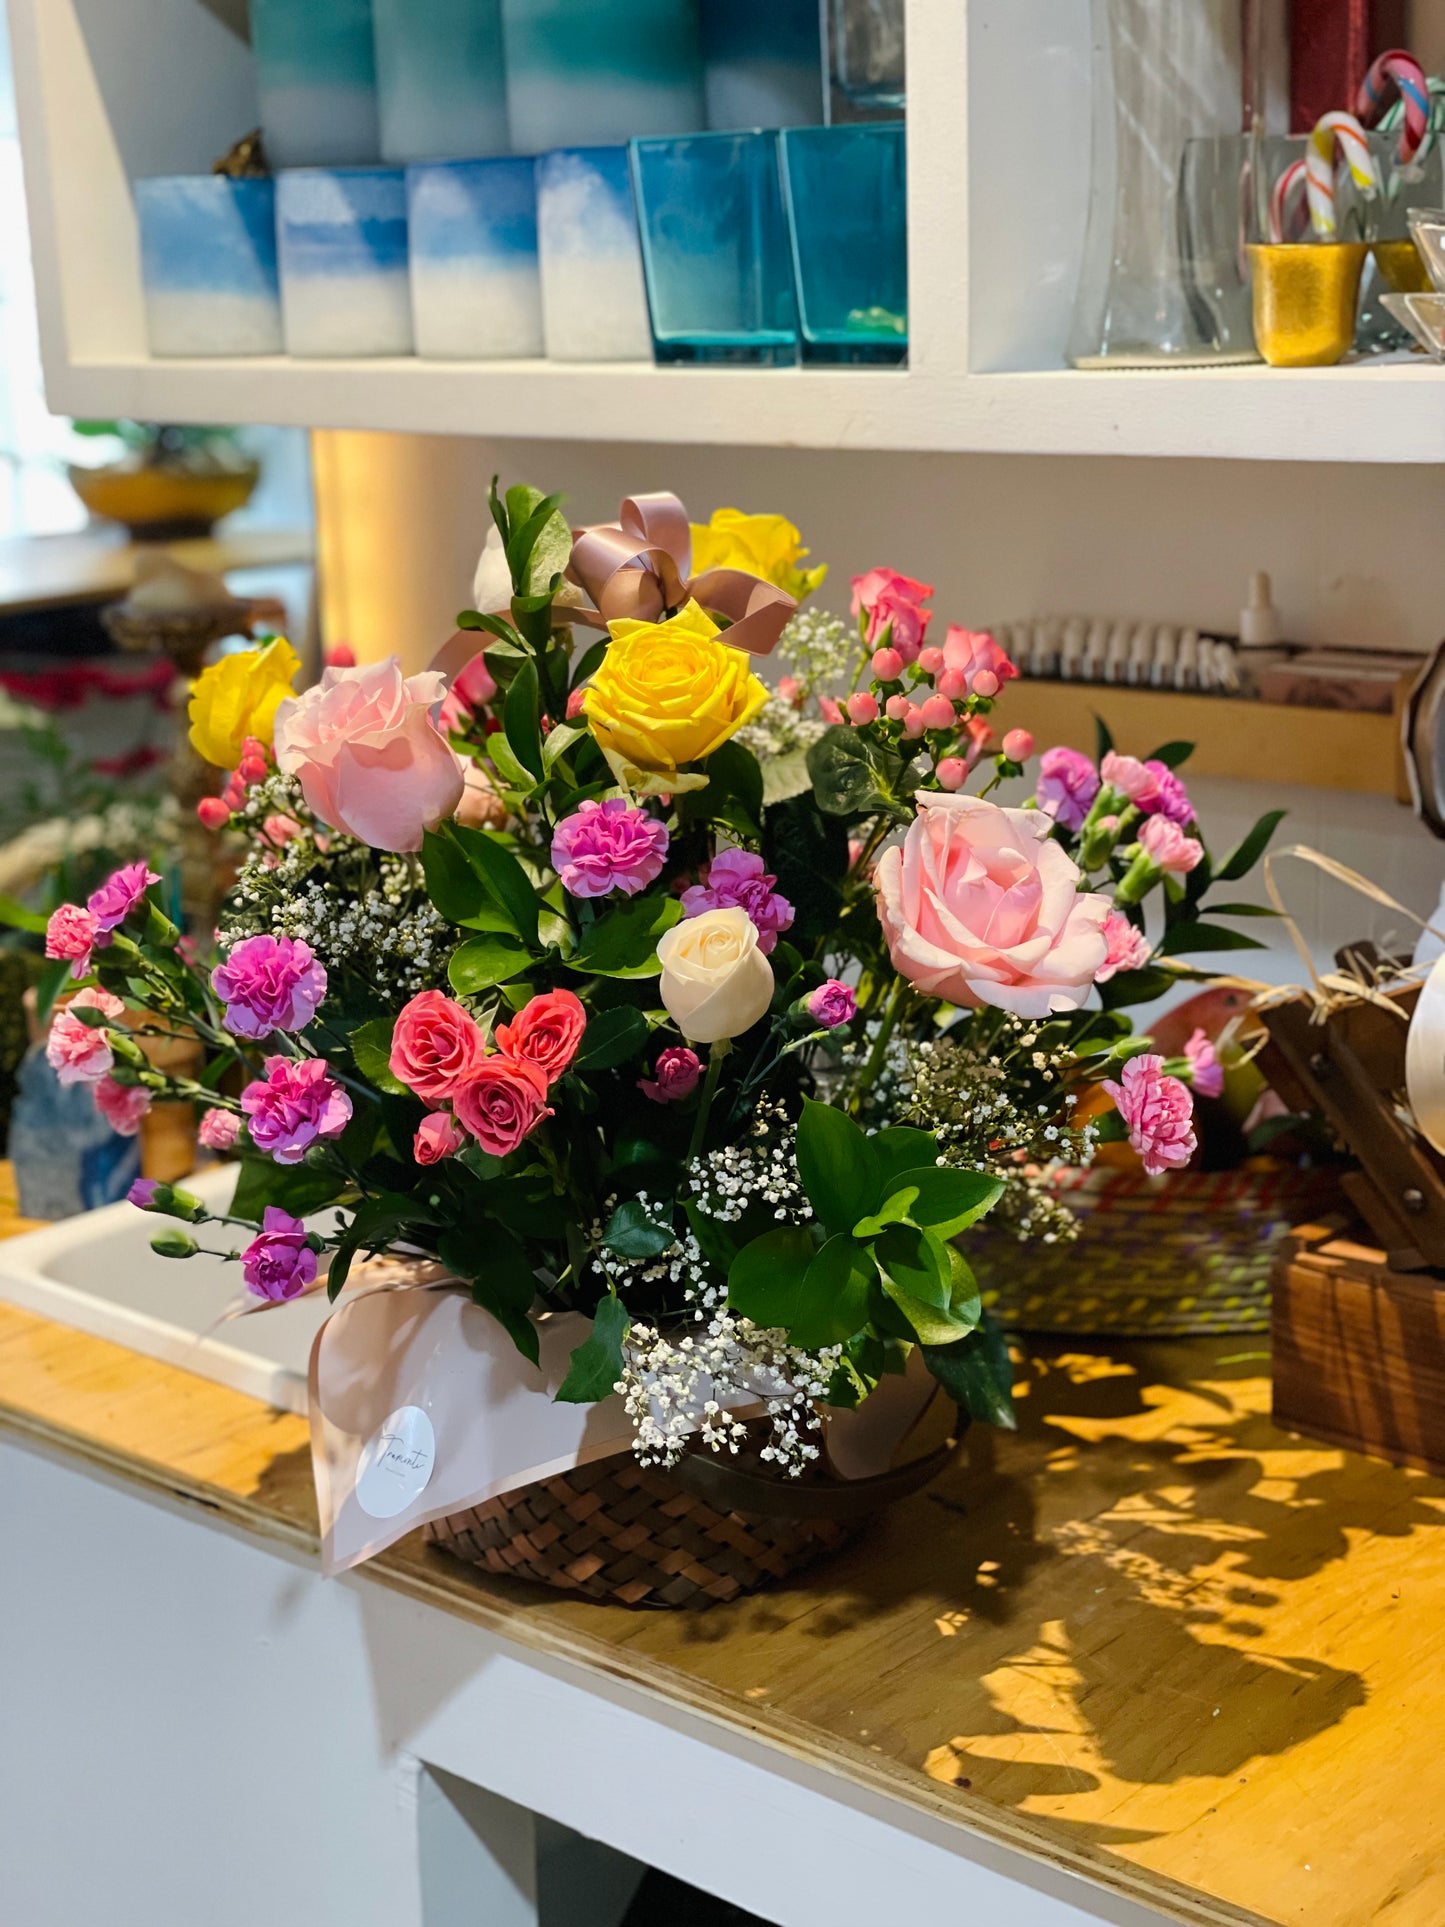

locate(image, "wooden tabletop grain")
[[2, 1187, 1441, 1927]]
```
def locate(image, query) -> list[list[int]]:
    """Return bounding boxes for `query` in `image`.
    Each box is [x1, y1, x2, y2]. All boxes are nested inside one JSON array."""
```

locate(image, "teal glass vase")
[[779, 122, 907, 364]]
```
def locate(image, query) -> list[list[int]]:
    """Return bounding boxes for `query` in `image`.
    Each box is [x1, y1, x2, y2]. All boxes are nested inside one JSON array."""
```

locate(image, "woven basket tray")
[[973, 1164, 1340, 1338]]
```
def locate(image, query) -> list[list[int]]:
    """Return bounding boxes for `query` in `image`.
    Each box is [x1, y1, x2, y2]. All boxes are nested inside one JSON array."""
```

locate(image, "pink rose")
[[1035, 747, 1100, 832], [1095, 911, 1153, 983], [850, 568, 934, 663], [262, 813, 303, 849], [453, 1055, 551, 1158], [819, 696, 846, 726], [1102, 1055, 1197, 1177], [639, 1045, 702, 1104], [390, 989, 490, 1105], [94, 1076, 152, 1136], [494, 988, 587, 1085], [1183, 1028, 1225, 1100], [45, 903, 98, 974], [198, 1107, 242, 1151], [414, 1112, 465, 1165], [439, 649, 498, 735], [941, 627, 1018, 699], [87, 861, 160, 938], [874, 794, 1110, 1019], [46, 987, 127, 1086], [273, 659, 464, 852], [1139, 814, 1204, 875]]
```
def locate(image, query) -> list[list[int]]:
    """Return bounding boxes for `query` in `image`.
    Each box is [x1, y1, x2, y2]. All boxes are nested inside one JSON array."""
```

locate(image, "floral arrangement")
[[37, 483, 1280, 1476]]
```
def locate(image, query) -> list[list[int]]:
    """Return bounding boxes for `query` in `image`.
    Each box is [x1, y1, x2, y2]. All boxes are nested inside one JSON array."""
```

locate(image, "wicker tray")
[[973, 1165, 1340, 1338]]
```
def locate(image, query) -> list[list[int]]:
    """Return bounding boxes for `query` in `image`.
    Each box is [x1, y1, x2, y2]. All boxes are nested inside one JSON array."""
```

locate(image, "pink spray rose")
[[681, 849, 795, 955], [240, 1056, 353, 1165], [453, 1055, 551, 1158], [46, 987, 127, 1086], [88, 862, 160, 940], [638, 1045, 702, 1104], [494, 988, 587, 1085], [240, 1207, 318, 1303], [807, 979, 857, 1029], [1095, 911, 1153, 983], [198, 1107, 242, 1151], [439, 649, 499, 735], [94, 1076, 152, 1137], [414, 1112, 465, 1165], [874, 794, 1111, 1018], [1183, 1028, 1225, 1100], [940, 627, 1019, 700], [1035, 747, 1100, 833], [211, 934, 328, 1040], [850, 568, 935, 663], [1102, 1055, 1197, 1177], [551, 798, 669, 899], [273, 658, 464, 852], [45, 903, 98, 974], [1139, 813, 1204, 876], [389, 989, 490, 1105]]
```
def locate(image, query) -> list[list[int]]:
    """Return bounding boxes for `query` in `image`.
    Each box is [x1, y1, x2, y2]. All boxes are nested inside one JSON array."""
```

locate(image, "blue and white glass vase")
[[779, 122, 907, 363], [501, 0, 705, 154], [407, 158, 543, 358], [276, 168, 413, 357], [536, 146, 652, 360], [699, 0, 823, 132], [631, 131, 798, 364], [136, 176, 283, 356], [373, 0, 510, 164], [250, 0, 380, 168]]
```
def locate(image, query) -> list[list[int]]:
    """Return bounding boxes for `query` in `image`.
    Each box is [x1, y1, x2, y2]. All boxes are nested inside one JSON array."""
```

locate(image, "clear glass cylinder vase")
[[1067, 0, 1268, 368]]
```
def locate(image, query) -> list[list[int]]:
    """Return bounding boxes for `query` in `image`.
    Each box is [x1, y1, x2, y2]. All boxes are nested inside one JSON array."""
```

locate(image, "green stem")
[[686, 1039, 732, 1165], [850, 977, 908, 1113]]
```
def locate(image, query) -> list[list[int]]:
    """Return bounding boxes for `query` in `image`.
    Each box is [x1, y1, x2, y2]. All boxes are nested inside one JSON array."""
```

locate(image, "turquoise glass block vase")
[[699, 0, 823, 131], [250, 0, 380, 168], [373, 0, 509, 164], [136, 177, 282, 356], [407, 158, 542, 358], [276, 167, 413, 357], [779, 122, 907, 364], [630, 131, 797, 365], [501, 0, 705, 154], [536, 146, 652, 361]]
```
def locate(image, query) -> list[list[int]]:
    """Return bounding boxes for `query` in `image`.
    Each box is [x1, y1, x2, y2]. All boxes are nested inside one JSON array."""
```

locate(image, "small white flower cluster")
[[775, 606, 861, 696], [735, 699, 827, 764], [689, 1105, 814, 1225]]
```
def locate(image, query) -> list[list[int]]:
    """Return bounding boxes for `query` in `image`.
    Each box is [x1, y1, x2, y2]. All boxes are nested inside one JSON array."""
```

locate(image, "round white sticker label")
[[355, 1405, 436, 1520]]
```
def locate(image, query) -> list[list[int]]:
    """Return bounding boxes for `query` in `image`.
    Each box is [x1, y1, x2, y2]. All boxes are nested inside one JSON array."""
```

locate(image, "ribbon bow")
[[567, 492, 795, 656]]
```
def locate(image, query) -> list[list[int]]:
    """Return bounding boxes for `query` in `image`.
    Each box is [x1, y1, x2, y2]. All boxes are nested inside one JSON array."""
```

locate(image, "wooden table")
[[0, 526, 313, 615], [3, 1263, 1441, 1927]]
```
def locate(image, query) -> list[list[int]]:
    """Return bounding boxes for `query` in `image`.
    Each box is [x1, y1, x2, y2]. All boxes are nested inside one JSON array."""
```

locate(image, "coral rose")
[[453, 1056, 551, 1158], [495, 988, 587, 1085], [657, 906, 775, 1044], [189, 638, 301, 769], [874, 794, 1110, 1018], [583, 600, 768, 796], [389, 990, 490, 1106], [689, 508, 827, 601], [273, 658, 464, 852], [414, 1112, 465, 1165]]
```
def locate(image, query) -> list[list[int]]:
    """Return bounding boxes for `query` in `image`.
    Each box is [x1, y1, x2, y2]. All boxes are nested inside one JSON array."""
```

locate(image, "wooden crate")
[[1273, 1230, 1445, 1475]]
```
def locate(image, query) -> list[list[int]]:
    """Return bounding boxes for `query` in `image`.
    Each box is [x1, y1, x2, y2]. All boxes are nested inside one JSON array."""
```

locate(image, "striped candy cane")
[[1269, 160, 1309, 243], [1305, 111, 1380, 238], [1357, 48, 1431, 165]]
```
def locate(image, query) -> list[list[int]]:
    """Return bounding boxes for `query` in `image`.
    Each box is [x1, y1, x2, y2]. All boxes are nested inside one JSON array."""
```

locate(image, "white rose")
[[657, 907, 774, 1044], [472, 526, 512, 614]]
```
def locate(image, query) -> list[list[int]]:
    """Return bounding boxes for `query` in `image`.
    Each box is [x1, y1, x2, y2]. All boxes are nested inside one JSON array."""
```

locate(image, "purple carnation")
[[1139, 759, 1194, 826], [681, 849, 795, 955], [240, 1055, 352, 1166], [128, 1178, 159, 1209], [87, 861, 160, 940], [1035, 747, 1100, 833], [240, 1207, 318, 1302], [212, 934, 328, 1040], [551, 798, 669, 899], [807, 980, 857, 1029]]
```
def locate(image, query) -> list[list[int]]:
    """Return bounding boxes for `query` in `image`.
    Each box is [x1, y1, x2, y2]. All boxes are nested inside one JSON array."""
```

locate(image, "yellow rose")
[[188, 638, 302, 769], [689, 508, 827, 602], [584, 601, 768, 796]]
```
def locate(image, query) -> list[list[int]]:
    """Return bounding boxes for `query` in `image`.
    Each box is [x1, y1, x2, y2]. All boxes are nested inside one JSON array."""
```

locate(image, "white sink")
[[0, 1166, 334, 1414]]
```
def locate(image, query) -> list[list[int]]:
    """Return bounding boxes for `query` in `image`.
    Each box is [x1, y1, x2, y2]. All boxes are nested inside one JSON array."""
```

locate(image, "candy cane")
[[1357, 48, 1430, 165], [1305, 111, 1380, 238], [1269, 159, 1309, 243]]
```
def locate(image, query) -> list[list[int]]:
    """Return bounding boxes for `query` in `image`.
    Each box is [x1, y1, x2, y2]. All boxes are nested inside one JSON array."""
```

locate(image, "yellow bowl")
[[68, 461, 259, 539], [1248, 242, 1367, 368]]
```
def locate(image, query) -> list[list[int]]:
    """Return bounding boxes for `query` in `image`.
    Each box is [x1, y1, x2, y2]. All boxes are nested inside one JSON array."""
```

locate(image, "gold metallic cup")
[[1373, 238, 1432, 295], [1248, 242, 1367, 368]]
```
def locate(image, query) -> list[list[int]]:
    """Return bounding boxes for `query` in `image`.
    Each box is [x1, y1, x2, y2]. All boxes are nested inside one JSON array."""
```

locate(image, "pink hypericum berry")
[[973, 670, 1000, 700], [919, 694, 956, 732], [936, 757, 967, 791], [1002, 729, 1035, 762], [871, 647, 904, 682], [885, 694, 911, 722], [777, 675, 804, 707], [197, 797, 232, 831], [847, 692, 880, 725], [820, 696, 845, 725], [903, 707, 928, 739], [917, 646, 945, 677], [936, 668, 969, 701]]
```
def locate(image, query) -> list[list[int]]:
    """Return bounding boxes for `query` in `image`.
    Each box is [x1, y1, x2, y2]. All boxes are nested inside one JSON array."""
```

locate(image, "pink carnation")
[[1099, 752, 1155, 803], [212, 934, 328, 1040], [1184, 1028, 1225, 1100], [1035, 747, 1100, 833], [940, 627, 1019, 700], [414, 1112, 465, 1165], [45, 903, 98, 974], [1102, 1054, 1197, 1177], [46, 987, 127, 1086], [87, 862, 160, 939], [240, 1207, 317, 1303], [198, 1107, 242, 1151], [1095, 911, 1153, 983], [551, 798, 669, 899], [1139, 814, 1204, 875], [681, 849, 794, 955], [850, 568, 934, 663], [240, 1055, 353, 1165], [94, 1076, 152, 1137], [639, 1045, 702, 1104], [807, 979, 857, 1028]]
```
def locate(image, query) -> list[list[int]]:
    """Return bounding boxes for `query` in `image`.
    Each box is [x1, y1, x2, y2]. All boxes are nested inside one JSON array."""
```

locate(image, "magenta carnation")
[[87, 862, 160, 939], [681, 849, 795, 955], [240, 1207, 318, 1302], [1140, 760, 1194, 825], [551, 798, 669, 899], [639, 1045, 702, 1104], [1035, 747, 1100, 833], [807, 980, 857, 1028], [212, 934, 328, 1040], [1184, 1028, 1225, 1100], [1102, 1055, 1197, 1177], [240, 1055, 352, 1165]]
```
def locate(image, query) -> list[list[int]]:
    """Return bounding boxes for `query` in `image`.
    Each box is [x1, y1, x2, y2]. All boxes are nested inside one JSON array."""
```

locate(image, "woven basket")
[[973, 1164, 1340, 1338], [425, 1413, 958, 1609]]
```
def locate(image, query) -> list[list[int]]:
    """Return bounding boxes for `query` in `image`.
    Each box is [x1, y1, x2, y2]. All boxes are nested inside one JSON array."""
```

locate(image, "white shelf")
[[12, 0, 1445, 461]]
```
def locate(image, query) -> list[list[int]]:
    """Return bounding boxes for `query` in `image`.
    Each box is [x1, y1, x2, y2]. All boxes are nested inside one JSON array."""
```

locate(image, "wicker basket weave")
[[973, 1165, 1340, 1338]]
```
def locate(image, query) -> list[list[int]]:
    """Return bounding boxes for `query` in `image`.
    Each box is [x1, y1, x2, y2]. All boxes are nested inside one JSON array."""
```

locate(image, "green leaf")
[[795, 1097, 879, 1234], [1145, 740, 1194, 769], [486, 731, 539, 795], [570, 1005, 650, 1072], [891, 1165, 1005, 1238], [875, 1221, 950, 1310], [502, 656, 544, 781], [440, 1223, 542, 1365], [871, 1126, 942, 1195], [761, 746, 815, 807], [488, 473, 509, 543], [0, 893, 46, 934], [455, 609, 521, 646], [1156, 921, 1268, 957], [806, 726, 903, 817], [503, 486, 570, 596], [923, 1316, 1017, 1429], [788, 1235, 877, 1349], [351, 1017, 407, 1095], [853, 1188, 920, 1240], [703, 740, 764, 822], [1098, 964, 1174, 1010], [726, 1224, 818, 1331], [569, 636, 609, 691], [1202, 901, 1279, 917], [1215, 809, 1286, 883], [422, 826, 486, 925], [1094, 713, 1114, 761], [448, 823, 540, 946], [556, 1294, 630, 1404], [448, 931, 532, 994], [760, 792, 849, 946], [602, 1198, 676, 1259], [568, 894, 682, 977], [543, 721, 588, 772], [230, 1157, 347, 1222]]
